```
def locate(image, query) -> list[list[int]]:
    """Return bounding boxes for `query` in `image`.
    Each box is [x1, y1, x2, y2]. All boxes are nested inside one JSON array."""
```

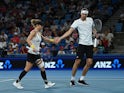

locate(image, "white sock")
[[71, 76, 75, 81], [80, 76, 85, 80]]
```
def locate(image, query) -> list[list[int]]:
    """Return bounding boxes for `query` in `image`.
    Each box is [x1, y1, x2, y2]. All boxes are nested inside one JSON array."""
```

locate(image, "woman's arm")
[[41, 34, 54, 43], [26, 30, 36, 49]]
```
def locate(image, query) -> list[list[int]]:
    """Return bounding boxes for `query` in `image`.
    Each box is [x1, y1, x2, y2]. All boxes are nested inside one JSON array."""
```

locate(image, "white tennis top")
[[71, 17, 94, 45], [28, 32, 42, 55]]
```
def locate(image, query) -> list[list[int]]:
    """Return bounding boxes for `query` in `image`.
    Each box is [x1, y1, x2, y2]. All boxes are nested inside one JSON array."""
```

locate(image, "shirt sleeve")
[[70, 20, 78, 30]]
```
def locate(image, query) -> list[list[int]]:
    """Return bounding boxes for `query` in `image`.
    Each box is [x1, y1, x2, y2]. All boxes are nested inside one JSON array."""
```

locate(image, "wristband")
[[30, 44, 35, 49], [49, 39, 54, 42]]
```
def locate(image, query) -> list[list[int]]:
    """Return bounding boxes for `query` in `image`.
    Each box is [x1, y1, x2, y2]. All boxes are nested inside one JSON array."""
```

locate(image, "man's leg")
[[70, 59, 81, 86], [82, 58, 93, 76], [72, 59, 81, 76], [78, 58, 93, 85]]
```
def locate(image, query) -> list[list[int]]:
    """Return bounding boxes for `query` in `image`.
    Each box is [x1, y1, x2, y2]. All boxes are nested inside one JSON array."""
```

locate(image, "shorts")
[[27, 53, 41, 63], [76, 44, 93, 60]]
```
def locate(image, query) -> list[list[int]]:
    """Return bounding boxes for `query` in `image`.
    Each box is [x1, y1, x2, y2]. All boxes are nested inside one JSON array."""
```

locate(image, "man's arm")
[[54, 27, 75, 44], [59, 27, 74, 41]]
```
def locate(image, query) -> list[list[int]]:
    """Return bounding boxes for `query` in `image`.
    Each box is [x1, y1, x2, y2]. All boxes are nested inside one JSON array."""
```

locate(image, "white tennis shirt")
[[71, 17, 94, 45], [28, 32, 42, 55]]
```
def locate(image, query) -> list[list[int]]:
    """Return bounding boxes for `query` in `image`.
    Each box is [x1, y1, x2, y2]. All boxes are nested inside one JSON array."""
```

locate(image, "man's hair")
[[81, 8, 88, 11], [81, 8, 89, 15]]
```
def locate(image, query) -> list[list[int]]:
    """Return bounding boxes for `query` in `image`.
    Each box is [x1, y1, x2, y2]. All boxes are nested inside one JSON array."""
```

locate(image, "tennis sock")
[[79, 76, 85, 81], [41, 71, 48, 84], [16, 70, 27, 83], [71, 76, 75, 81]]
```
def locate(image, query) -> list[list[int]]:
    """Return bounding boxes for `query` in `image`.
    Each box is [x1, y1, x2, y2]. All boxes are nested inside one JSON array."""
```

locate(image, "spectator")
[[20, 44, 28, 54], [71, 30, 78, 42], [102, 28, 114, 48], [11, 40, 19, 54], [102, 37, 109, 53], [50, 44, 58, 57], [19, 32, 27, 45], [0, 38, 7, 49], [58, 46, 65, 55], [40, 42, 48, 54], [96, 39, 105, 54], [7, 44, 14, 55], [0, 31, 8, 41], [0, 38, 7, 57], [70, 47, 77, 54], [44, 48, 53, 61], [14, 46, 20, 54], [65, 36, 74, 44], [118, 11, 124, 31], [11, 32, 20, 44], [67, 41, 75, 53]]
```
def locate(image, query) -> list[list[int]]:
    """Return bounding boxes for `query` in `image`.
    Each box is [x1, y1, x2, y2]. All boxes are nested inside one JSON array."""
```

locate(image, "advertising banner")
[[0, 55, 124, 70]]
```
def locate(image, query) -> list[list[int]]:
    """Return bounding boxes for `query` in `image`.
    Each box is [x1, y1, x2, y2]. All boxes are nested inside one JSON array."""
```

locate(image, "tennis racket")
[[93, 19, 102, 47]]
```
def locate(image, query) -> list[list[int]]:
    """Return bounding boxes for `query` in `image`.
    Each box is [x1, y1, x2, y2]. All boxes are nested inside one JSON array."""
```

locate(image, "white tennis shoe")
[[13, 81, 24, 89], [45, 81, 55, 88]]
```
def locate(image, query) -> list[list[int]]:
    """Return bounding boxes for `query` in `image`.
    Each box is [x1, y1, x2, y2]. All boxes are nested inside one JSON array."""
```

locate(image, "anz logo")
[[94, 59, 121, 69], [112, 59, 121, 68], [44, 59, 65, 69], [0, 60, 12, 69]]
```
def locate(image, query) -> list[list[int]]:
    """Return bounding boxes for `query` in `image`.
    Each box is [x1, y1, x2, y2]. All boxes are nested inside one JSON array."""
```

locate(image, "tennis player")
[[55, 8, 97, 86], [13, 19, 55, 89]]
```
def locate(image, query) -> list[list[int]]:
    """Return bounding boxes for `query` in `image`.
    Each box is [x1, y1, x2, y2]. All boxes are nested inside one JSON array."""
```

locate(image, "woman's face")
[[36, 24, 43, 30]]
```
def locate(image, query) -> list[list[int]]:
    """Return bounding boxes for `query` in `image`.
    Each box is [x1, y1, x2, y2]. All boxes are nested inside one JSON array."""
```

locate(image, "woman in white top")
[[55, 8, 97, 86], [13, 19, 55, 89]]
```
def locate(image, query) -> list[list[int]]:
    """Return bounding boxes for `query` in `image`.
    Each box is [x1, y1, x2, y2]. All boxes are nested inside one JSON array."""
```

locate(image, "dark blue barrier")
[[0, 54, 124, 70]]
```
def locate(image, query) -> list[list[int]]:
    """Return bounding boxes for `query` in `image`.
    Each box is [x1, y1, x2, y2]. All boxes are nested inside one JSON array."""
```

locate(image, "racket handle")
[[94, 38, 97, 47]]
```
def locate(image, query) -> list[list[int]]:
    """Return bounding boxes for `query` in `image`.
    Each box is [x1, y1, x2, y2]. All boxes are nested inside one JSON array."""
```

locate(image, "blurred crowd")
[[115, 9, 124, 32], [0, 0, 122, 57]]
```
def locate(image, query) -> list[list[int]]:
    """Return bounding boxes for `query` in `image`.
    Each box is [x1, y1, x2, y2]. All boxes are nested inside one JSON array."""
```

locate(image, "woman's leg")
[[16, 61, 34, 82], [13, 61, 34, 89], [35, 59, 55, 88]]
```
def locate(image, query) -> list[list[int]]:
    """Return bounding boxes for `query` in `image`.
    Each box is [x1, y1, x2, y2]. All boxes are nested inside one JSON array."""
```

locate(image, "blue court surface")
[[0, 69, 124, 93]]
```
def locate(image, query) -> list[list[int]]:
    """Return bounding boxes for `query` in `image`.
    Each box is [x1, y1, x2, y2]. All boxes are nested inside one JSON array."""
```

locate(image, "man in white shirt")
[[55, 8, 97, 86]]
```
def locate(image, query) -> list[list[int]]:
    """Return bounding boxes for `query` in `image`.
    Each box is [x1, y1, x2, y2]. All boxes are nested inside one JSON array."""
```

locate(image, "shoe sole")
[[45, 83, 56, 89], [70, 83, 75, 86], [77, 82, 89, 86], [70, 81, 75, 86], [13, 82, 24, 89]]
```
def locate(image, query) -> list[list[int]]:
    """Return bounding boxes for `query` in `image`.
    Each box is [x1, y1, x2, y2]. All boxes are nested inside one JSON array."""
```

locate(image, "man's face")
[[81, 13, 87, 20]]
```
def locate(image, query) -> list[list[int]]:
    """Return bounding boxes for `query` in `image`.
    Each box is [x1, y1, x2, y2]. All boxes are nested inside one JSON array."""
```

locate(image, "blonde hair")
[[31, 19, 42, 27]]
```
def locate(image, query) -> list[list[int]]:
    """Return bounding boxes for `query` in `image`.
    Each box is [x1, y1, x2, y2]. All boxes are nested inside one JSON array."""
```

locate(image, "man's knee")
[[86, 58, 93, 67], [75, 59, 81, 66], [86, 60, 93, 67]]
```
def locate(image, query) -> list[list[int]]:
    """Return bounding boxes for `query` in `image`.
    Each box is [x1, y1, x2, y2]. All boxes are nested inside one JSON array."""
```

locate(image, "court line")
[[22, 78, 124, 80], [0, 79, 14, 82], [0, 78, 124, 82], [0, 78, 123, 83]]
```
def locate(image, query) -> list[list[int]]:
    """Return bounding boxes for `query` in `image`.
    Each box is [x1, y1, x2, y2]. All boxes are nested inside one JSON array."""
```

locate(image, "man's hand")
[[54, 37, 61, 44]]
